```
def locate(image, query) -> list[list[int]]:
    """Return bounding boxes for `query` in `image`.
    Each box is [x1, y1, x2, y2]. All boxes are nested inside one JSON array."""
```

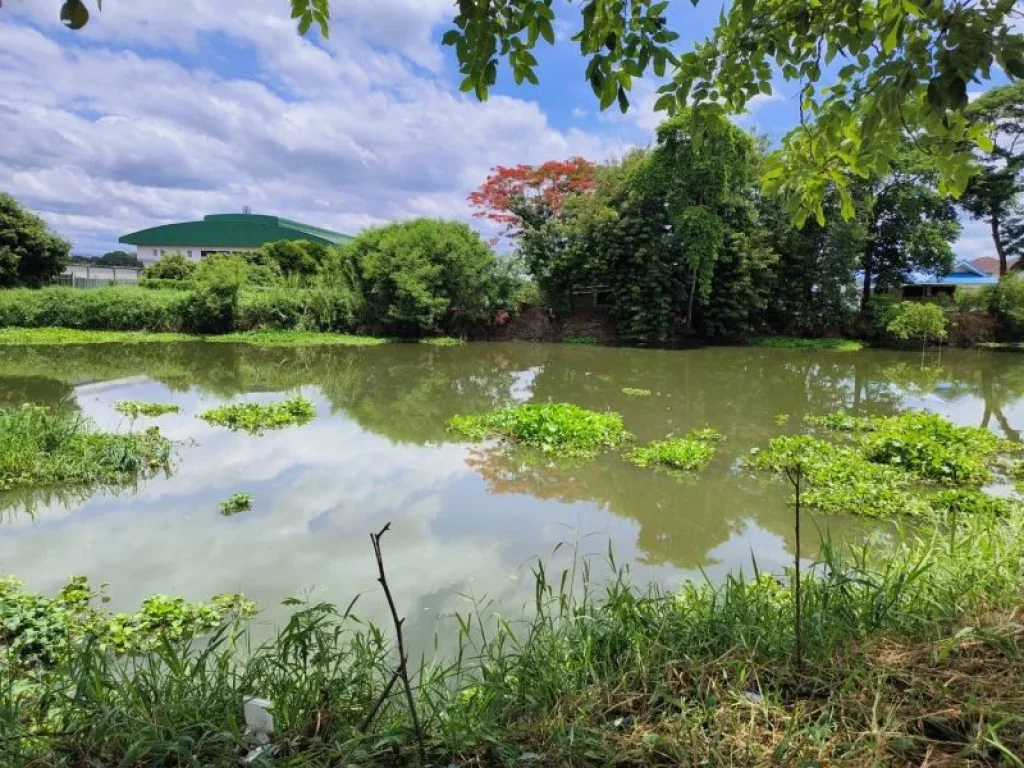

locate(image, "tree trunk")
[[686, 266, 698, 332], [860, 250, 873, 311], [991, 210, 1008, 276]]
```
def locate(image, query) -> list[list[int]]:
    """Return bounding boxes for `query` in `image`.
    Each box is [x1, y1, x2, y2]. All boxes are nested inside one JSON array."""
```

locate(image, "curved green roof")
[[120, 214, 351, 248]]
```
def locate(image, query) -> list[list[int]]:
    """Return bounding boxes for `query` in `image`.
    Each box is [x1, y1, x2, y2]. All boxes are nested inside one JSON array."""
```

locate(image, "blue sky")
[[0, 0, 1004, 258]]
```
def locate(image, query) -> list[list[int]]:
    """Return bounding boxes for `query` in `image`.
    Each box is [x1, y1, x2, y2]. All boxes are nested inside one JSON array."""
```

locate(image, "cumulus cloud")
[[0, 3, 617, 252]]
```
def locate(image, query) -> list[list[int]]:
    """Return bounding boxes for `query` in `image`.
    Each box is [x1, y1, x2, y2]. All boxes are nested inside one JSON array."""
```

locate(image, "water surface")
[[1, 341, 1021, 642]]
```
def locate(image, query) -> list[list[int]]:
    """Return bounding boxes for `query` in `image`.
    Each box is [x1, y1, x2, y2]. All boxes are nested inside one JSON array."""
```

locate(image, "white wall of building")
[[134, 246, 254, 264]]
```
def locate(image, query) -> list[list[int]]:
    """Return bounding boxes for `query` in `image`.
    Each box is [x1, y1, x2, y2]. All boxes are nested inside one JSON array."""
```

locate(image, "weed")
[[621, 387, 651, 397], [114, 401, 181, 419], [205, 330, 389, 346], [200, 396, 316, 435], [0, 328, 195, 344], [448, 402, 630, 458], [750, 336, 864, 350], [626, 432, 719, 473], [0, 405, 172, 492], [219, 492, 253, 516]]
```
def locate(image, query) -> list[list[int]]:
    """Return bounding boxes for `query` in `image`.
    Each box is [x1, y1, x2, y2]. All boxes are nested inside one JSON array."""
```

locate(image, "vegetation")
[[990, 273, 1024, 340], [448, 402, 630, 459], [417, 336, 464, 347], [750, 336, 863, 351], [199, 396, 316, 435], [0, 404, 172, 492], [113, 401, 181, 419], [219, 492, 253, 516], [886, 301, 949, 349], [620, 387, 650, 397], [561, 335, 597, 344], [207, 330, 388, 346], [143, 252, 196, 281], [0, 328, 194, 344], [626, 429, 721, 473], [0, 193, 69, 288]]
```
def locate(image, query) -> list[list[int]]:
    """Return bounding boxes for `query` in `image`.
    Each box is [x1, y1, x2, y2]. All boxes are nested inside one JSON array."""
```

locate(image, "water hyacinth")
[[447, 402, 630, 458], [114, 401, 181, 418], [200, 396, 315, 435], [627, 428, 724, 473]]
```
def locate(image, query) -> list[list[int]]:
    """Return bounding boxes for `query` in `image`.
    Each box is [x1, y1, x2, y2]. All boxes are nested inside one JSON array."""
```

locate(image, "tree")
[[343, 218, 505, 334], [254, 239, 328, 277], [887, 301, 948, 352], [42, 1, 1023, 224], [99, 250, 141, 267], [857, 150, 961, 310], [469, 158, 598, 239], [0, 193, 70, 287], [960, 83, 1024, 276]]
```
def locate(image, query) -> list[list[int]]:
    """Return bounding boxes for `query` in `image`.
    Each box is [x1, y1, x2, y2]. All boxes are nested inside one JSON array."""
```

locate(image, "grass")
[[447, 402, 630, 458], [0, 405, 172, 492], [219, 492, 253, 516], [561, 335, 598, 345], [621, 386, 651, 397], [204, 330, 390, 346], [114, 401, 181, 419], [750, 335, 864, 351], [0, 327, 195, 344], [199, 396, 316, 435], [4, 503, 1024, 766]]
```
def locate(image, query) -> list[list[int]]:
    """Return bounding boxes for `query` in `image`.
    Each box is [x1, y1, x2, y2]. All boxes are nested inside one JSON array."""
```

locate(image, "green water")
[[1, 341, 1021, 639]]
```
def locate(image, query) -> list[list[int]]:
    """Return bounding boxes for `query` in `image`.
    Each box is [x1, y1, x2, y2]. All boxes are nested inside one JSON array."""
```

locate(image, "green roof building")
[[119, 213, 352, 263]]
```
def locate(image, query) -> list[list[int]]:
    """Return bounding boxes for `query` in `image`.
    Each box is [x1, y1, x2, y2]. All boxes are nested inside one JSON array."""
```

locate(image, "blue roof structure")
[[904, 259, 998, 287]]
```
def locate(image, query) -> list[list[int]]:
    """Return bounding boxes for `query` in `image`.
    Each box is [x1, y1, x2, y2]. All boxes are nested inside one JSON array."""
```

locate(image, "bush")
[[344, 219, 504, 334], [185, 257, 244, 333], [139, 278, 193, 291], [143, 252, 196, 281], [0, 286, 188, 331], [989, 273, 1024, 340], [0, 194, 69, 287], [253, 240, 328, 277]]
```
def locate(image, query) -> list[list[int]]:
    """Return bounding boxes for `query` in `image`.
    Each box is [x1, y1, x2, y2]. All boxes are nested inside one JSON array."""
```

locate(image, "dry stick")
[[370, 523, 426, 764], [785, 465, 804, 672], [360, 668, 400, 732]]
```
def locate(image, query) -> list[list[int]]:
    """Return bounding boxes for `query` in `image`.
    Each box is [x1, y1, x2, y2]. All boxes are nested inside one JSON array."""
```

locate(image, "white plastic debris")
[[243, 696, 277, 765]]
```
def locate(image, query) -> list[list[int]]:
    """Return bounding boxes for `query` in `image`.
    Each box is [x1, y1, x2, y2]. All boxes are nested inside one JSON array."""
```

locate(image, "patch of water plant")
[[199, 396, 315, 435], [561, 335, 598, 345], [418, 336, 464, 346], [447, 402, 630, 459], [0, 575, 254, 664], [219, 492, 253, 516], [0, 405, 172, 492], [621, 387, 651, 397], [626, 428, 723, 473], [114, 401, 181, 419]]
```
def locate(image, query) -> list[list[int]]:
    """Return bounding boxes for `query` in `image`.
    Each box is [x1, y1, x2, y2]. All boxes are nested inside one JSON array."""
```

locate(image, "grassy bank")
[[0, 327, 389, 347], [3, 505, 1023, 766]]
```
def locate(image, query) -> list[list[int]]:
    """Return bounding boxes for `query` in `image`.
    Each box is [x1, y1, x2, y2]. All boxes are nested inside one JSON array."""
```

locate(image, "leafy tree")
[[468, 158, 598, 239], [99, 250, 141, 267], [143, 252, 196, 281], [960, 82, 1024, 276], [857, 150, 961, 310], [0, 194, 70, 287], [46, 1, 1023, 223], [887, 301, 948, 351], [989, 273, 1024, 340], [254, 240, 328, 277], [187, 255, 246, 333], [343, 219, 504, 334]]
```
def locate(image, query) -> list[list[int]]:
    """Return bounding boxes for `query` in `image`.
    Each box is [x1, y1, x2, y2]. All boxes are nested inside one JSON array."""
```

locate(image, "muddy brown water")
[[1, 341, 1021, 641]]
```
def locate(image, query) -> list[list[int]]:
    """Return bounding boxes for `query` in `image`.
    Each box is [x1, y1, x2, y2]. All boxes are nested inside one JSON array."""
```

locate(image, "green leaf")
[[539, 17, 555, 45], [653, 93, 676, 112], [617, 85, 629, 114], [297, 13, 312, 36], [441, 30, 460, 46]]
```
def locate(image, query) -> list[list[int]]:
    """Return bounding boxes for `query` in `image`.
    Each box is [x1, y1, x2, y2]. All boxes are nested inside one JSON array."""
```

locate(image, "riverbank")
[[4, 505, 1023, 766]]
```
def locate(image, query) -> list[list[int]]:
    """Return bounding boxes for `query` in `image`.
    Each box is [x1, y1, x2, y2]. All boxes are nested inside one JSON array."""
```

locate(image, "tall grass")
[[0, 405, 172, 491], [5, 506, 1024, 766]]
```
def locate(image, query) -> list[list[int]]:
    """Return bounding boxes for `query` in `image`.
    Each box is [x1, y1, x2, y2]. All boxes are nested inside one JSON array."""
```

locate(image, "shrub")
[[448, 402, 630, 458], [0, 286, 189, 331], [143, 252, 196, 281], [253, 240, 329, 277], [139, 278, 193, 291], [989, 273, 1024, 340], [344, 219, 503, 334], [185, 256, 245, 333], [886, 301, 948, 348], [0, 193, 69, 287]]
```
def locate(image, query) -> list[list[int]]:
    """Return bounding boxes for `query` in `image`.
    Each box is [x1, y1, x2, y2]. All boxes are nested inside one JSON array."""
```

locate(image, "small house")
[[896, 259, 997, 299]]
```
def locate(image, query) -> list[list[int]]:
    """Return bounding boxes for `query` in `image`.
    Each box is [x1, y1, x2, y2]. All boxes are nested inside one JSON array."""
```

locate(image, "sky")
[[0, 0, 1009, 259]]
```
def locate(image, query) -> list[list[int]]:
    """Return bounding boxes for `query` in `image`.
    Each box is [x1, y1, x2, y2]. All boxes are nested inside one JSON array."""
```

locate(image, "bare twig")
[[360, 668, 400, 732], [370, 523, 426, 763], [784, 464, 804, 672]]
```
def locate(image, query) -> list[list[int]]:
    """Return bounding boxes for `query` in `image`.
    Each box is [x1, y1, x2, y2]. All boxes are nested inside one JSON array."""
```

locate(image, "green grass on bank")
[[205, 330, 391, 346], [750, 335, 864, 351], [0, 328, 196, 345]]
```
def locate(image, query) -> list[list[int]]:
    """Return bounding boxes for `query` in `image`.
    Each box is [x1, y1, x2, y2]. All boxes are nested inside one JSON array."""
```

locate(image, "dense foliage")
[[143, 252, 196, 281], [626, 428, 723, 473], [0, 193, 69, 287], [886, 302, 948, 349]]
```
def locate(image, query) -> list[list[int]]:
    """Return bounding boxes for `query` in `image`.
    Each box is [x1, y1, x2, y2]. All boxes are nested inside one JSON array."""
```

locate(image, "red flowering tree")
[[468, 157, 598, 239]]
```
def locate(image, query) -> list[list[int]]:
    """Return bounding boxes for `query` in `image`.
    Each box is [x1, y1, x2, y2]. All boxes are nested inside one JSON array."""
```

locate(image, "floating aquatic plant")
[[114, 401, 181, 419], [621, 387, 651, 397], [199, 396, 315, 435], [219, 492, 253, 516]]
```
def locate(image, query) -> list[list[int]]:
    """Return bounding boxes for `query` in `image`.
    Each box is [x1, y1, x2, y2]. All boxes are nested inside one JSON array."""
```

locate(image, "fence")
[[54, 265, 144, 289]]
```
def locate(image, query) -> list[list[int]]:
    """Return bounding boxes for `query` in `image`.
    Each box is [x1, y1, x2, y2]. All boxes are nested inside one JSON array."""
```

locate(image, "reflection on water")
[[1, 341, 1022, 644]]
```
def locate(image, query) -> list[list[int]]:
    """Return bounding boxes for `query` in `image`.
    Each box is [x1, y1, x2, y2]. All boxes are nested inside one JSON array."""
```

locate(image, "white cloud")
[[0, 5, 617, 253]]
